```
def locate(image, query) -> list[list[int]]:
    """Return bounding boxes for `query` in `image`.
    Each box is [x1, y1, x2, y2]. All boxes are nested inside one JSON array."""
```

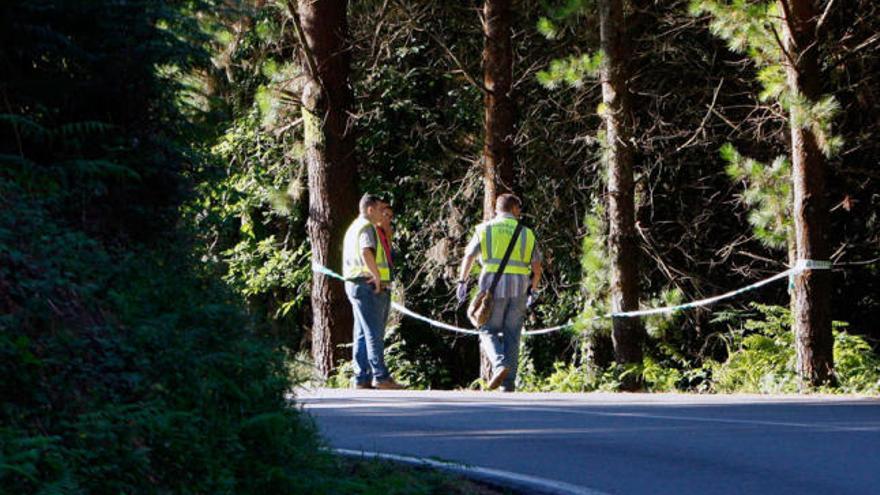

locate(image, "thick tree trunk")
[[599, 0, 644, 390], [780, 0, 834, 387], [298, 0, 358, 378], [482, 0, 516, 221], [480, 0, 516, 383]]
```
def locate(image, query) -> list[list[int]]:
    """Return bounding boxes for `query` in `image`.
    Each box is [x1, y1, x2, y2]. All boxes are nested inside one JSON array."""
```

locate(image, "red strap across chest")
[[376, 227, 393, 268]]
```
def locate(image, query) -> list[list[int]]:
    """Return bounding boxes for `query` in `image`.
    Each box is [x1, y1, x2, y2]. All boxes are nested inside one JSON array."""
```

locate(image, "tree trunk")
[[482, 0, 516, 221], [298, 0, 358, 378], [780, 0, 834, 387], [788, 231, 797, 314], [480, 0, 516, 383], [599, 0, 644, 390]]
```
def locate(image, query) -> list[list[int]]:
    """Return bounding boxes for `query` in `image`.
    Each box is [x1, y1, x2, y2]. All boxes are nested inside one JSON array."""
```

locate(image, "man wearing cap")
[[342, 194, 403, 390], [456, 193, 543, 391]]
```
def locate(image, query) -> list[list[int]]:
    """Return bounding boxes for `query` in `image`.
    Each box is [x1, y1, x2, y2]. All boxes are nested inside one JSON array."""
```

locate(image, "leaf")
[[59, 160, 141, 180]]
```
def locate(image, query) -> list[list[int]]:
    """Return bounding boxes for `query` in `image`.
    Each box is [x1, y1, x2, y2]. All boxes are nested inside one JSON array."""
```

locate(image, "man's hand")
[[456, 281, 469, 305], [526, 287, 539, 309], [361, 248, 383, 294]]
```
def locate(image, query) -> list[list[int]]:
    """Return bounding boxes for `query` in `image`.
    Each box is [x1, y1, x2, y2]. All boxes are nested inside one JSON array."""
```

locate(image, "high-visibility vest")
[[343, 216, 391, 282], [478, 217, 536, 275]]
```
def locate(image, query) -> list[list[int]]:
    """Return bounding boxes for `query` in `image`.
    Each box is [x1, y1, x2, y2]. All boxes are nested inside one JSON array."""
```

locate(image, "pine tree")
[[482, 0, 516, 219], [691, 0, 840, 387], [289, 0, 359, 378], [537, 0, 645, 389], [781, 0, 835, 386]]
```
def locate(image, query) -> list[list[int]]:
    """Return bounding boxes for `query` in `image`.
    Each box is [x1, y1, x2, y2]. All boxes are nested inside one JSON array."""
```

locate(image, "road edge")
[[334, 448, 610, 495]]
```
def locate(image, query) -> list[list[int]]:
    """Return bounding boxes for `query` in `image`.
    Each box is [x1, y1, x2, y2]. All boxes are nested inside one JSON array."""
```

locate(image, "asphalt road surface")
[[299, 389, 880, 495]]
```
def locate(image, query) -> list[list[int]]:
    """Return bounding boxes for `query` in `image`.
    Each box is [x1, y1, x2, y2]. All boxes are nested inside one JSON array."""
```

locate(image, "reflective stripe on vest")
[[479, 217, 535, 275], [342, 216, 391, 282]]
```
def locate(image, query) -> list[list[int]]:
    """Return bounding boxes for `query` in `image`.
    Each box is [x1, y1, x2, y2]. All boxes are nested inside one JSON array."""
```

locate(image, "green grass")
[[334, 457, 515, 495]]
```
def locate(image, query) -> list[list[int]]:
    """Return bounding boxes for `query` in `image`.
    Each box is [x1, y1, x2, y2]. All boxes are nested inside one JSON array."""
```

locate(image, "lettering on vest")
[[479, 219, 535, 275]]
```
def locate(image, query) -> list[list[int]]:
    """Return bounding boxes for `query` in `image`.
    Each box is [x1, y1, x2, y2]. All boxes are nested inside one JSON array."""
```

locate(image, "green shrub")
[[709, 304, 799, 393], [642, 356, 683, 392], [523, 303, 878, 395], [710, 303, 880, 394], [834, 331, 880, 394], [0, 179, 345, 494]]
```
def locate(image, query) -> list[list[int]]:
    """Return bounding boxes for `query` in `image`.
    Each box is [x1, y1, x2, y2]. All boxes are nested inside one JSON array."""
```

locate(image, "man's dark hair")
[[359, 193, 385, 215], [495, 193, 522, 213]]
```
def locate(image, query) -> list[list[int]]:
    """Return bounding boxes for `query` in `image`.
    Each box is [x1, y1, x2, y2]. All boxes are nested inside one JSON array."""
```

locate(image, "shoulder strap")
[[488, 220, 523, 293]]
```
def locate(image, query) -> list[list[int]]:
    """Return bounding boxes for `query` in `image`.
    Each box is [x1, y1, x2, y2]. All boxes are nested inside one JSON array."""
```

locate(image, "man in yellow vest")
[[456, 194, 543, 391], [342, 194, 403, 390]]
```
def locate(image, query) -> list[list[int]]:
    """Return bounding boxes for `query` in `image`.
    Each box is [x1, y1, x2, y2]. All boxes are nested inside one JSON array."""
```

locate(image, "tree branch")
[[769, 22, 799, 72], [676, 78, 724, 152], [391, 0, 487, 94], [815, 0, 836, 34], [284, 0, 321, 86]]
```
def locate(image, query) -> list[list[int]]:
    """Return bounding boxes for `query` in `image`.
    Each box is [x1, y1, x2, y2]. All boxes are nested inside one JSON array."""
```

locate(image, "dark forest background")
[[2, 0, 878, 491]]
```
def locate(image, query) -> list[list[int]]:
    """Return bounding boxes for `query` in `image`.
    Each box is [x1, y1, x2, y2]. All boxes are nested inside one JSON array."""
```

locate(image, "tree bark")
[[298, 0, 358, 378], [480, 0, 516, 382], [599, 0, 644, 390], [780, 0, 835, 387], [482, 0, 516, 221]]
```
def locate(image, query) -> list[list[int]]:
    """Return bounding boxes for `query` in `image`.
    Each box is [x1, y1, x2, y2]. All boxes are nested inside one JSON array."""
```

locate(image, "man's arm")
[[459, 226, 483, 282], [458, 253, 477, 282], [530, 259, 543, 292], [362, 248, 383, 293]]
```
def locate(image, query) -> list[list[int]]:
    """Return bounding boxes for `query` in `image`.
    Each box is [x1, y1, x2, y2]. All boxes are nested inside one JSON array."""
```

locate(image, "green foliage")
[[709, 304, 800, 393], [0, 2, 430, 493], [0, 177, 341, 494], [692, 0, 844, 158], [526, 304, 878, 395], [642, 356, 684, 392], [334, 458, 500, 495], [384, 325, 455, 390], [710, 304, 880, 394], [721, 143, 792, 250], [643, 289, 685, 340], [575, 205, 612, 338], [187, 109, 310, 329], [689, 0, 781, 66], [789, 94, 845, 158], [537, 17, 560, 40], [537, 52, 604, 89], [325, 360, 356, 389], [833, 331, 880, 394], [542, 362, 595, 392], [538, 0, 594, 30], [518, 360, 654, 393]]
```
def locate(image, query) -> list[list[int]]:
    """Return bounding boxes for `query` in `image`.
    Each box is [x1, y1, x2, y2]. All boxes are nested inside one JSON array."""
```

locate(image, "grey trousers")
[[479, 295, 527, 390]]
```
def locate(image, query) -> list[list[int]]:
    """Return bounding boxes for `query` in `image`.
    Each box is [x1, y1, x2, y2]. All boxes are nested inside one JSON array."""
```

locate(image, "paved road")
[[299, 389, 880, 495]]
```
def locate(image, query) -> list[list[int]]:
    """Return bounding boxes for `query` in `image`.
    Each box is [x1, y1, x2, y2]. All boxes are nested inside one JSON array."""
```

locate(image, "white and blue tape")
[[312, 260, 832, 336]]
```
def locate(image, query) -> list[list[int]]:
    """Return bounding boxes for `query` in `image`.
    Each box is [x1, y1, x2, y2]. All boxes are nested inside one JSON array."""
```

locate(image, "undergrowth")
[[516, 304, 879, 394], [0, 178, 372, 494]]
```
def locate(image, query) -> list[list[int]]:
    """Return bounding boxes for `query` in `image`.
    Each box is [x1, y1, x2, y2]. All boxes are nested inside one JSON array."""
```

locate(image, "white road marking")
[[335, 447, 611, 495]]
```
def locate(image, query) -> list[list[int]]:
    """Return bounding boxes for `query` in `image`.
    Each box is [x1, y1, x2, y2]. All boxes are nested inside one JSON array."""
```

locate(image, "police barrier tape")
[[312, 261, 830, 336]]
